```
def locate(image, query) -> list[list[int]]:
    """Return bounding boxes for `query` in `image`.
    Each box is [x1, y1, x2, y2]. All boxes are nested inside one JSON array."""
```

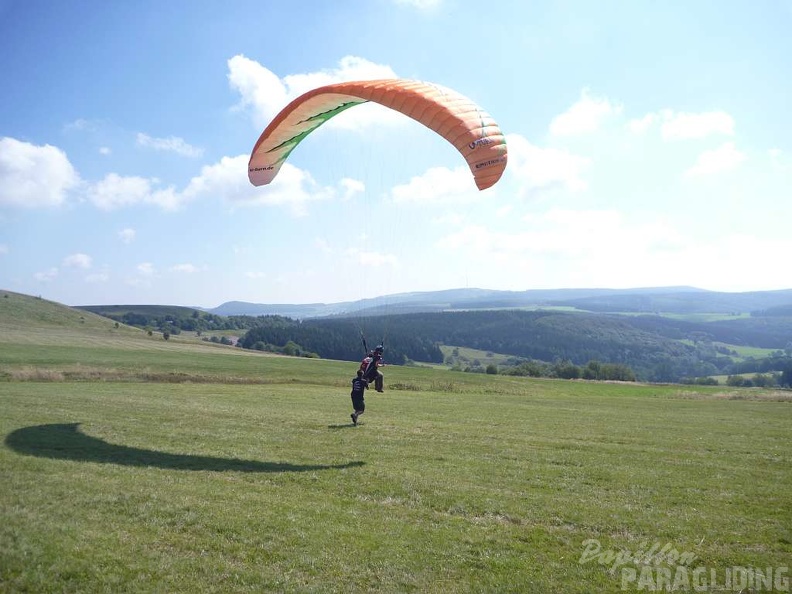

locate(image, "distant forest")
[[80, 305, 792, 385]]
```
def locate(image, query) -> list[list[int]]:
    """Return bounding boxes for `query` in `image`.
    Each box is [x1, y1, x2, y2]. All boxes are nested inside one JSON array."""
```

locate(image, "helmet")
[[375, 345, 384, 353]]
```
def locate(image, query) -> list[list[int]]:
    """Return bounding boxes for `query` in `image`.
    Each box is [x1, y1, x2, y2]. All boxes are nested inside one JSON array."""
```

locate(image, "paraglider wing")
[[248, 79, 507, 191]]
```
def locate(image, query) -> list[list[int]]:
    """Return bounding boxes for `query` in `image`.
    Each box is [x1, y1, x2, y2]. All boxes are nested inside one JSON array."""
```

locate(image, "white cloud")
[[549, 90, 622, 137], [628, 113, 656, 135], [118, 228, 136, 244], [0, 137, 80, 208], [34, 267, 58, 282], [63, 253, 92, 269], [137, 262, 154, 276], [227, 55, 290, 128], [183, 155, 332, 216], [0, 244, 8, 255], [627, 109, 736, 140], [170, 263, 200, 273], [768, 148, 791, 172], [183, 154, 254, 203], [393, 0, 442, 8], [62, 119, 98, 133], [340, 177, 365, 201], [661, 110, 734, 140], [390, 166, 480, 205], [347, 247, 399, 268], [136, 133, 204, 158], [433, 205, 792, 292], [438, 209, 684, 263], [227, 54, 399, 130], [86, 272, 109, 283], [87, 173, 181, 211], [99, 147, 111, 155], [685, 142, 746, 177], [506, 134, 590, 195], [248, 164, 333, 216]]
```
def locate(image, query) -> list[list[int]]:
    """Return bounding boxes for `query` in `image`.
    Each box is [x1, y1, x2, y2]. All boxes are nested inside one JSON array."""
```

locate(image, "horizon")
[[2, 2, 791, 306], [7, 283, 792, 311]]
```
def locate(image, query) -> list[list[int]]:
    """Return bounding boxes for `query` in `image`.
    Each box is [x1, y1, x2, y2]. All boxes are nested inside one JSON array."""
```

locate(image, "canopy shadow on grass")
[[5, 423, 365, 473]]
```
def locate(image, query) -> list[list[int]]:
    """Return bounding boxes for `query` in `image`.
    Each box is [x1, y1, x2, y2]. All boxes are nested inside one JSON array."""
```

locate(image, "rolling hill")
[[204, 286, 792, 317], [6, 287, 792, 384]]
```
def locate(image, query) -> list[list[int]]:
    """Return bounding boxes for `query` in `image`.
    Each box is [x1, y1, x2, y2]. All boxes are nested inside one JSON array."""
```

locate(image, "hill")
[[10, 288, 792, 384], [0, 290, 145, 344], [204, 286, 792, 317]]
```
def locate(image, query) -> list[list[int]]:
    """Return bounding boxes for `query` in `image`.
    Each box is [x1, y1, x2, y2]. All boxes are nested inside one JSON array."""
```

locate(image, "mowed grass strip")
[[2, 371, 790, 593]]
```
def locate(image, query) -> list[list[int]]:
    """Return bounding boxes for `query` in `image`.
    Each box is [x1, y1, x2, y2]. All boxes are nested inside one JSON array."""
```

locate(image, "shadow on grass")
[[327, 423, 358, 430], [4, 423, 365, 473]]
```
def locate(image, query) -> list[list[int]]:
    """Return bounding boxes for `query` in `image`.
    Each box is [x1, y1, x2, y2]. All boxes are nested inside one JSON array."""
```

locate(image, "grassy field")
[[1, 291, 791, 593]]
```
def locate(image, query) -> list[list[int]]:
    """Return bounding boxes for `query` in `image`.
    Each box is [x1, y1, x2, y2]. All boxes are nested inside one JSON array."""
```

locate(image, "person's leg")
[[351, 395, 365, 423]]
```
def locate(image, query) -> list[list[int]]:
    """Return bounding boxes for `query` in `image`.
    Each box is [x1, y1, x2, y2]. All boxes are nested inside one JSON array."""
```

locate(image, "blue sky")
[[1, 0, 791, 307]]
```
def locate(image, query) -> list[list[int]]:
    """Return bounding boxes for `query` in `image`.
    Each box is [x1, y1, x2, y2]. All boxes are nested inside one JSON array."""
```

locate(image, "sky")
[[1, 0, 791, 308]]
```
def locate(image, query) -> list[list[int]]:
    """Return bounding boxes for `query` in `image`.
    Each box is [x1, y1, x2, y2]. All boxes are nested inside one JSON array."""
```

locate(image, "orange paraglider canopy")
[[248, 79, 507, 191]]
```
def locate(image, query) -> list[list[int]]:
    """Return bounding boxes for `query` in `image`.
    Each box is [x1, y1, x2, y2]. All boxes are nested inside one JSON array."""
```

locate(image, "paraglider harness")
[[359, 335, 385, 392]]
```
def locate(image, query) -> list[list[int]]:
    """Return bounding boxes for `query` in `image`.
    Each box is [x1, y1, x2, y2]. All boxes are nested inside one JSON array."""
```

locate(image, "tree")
[[552, 359, 580, 379], [283, 341, 301, 357], [485, 364, 498, 375], [780, 364, 792, 388]]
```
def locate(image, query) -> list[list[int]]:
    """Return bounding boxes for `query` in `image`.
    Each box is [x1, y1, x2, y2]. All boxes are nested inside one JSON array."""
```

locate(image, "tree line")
[[93, 306, 792, 385]]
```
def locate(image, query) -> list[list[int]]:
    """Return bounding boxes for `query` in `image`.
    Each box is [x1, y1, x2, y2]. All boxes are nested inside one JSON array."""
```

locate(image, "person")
[[350, 369, 368, 425], [360, 344, 384, 392]]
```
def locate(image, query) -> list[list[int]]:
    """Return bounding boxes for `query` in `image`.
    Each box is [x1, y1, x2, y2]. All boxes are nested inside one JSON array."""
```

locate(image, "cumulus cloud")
[[137, 262, 154, 276], [0, 139, 368, 216], [137, 133, 204, 158], [686, 142, 746, 177], [81, 149, 331, 215], [183, 154, 331, 216], [346, 247, 399, 268], [0, 137, 80, 208], [629, 109, 735, 140], [628, 113, 656, 135], [170, 263, 200, 273], [506, 134, 590, 196], [227, 54, 399, 130], [661, 110, 734, 140], [87, 173, 181, 210], [549, 90, 622, 137], [340, 178, 365, 201], [34, 267, 58, 282], [63, 253, 92, 269], [183, 155, 254, 203], [390, 166, 479, 205]]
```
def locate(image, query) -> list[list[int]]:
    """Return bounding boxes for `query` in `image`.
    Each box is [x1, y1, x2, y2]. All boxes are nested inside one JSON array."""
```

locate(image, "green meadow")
[[1, 292, 791, 593]]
